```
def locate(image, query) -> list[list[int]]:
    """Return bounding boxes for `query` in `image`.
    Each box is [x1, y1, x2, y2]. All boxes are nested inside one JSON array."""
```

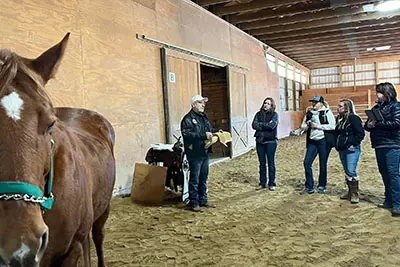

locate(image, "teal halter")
[[0, 139, 54, 211]]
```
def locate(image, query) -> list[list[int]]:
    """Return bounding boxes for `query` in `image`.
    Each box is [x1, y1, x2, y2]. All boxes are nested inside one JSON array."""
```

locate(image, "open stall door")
[[228, 66, 249, 157], [161, 48, 201, 144]]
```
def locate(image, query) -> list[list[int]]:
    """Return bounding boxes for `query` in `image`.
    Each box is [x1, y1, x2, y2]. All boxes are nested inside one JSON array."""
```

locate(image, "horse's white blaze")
[[12, 243, 30, 260], [1, 92, 24, 121]]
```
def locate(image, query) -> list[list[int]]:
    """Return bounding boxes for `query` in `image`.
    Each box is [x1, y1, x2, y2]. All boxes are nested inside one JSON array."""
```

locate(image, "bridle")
[[0, 138, 55, 213]]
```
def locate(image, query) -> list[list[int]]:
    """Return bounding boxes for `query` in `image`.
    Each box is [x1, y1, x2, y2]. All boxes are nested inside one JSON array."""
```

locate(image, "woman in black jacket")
[[335, 99, 365, 204], [252, 97, 279, 191], [365, 82, 400, 217]]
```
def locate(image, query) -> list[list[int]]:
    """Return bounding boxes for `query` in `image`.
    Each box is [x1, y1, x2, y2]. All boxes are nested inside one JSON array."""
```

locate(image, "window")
[[278, 60, 286, 77], [287, 65, 294, 81], [287, 79, 294, 111], [266, 54, 276, 73], [279, 77, 286, 111], [301, 70, 307, 84]]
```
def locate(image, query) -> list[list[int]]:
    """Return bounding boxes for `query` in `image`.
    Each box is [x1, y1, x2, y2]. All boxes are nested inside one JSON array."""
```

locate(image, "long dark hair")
[[260, 97, 276, 112], [376, 82, 397, 102]]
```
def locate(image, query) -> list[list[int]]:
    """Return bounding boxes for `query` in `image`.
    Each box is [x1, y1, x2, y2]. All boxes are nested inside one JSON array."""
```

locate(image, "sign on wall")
[[169, 72, 176, 83]]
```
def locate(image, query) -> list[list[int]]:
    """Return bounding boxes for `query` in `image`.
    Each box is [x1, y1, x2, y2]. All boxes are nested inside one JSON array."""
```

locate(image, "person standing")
[[252, 97, 279, 191], [365, 82, 400, 217], [181, 94, 216, 212], [293, 95, 336, 194], [335, 99, 365, 204]]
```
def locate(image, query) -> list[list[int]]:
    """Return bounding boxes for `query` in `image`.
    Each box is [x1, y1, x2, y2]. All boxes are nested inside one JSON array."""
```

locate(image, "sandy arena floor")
[[95, 135, 400, 267]]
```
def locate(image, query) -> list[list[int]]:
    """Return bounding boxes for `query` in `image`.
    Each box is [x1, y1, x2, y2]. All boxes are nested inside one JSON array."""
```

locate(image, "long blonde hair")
[[337, 98, 357, 129]]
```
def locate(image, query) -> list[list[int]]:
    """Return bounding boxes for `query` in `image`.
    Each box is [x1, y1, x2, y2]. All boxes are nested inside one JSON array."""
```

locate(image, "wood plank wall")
[[302, 85, 400, 121], [0, 0, 307, 192]]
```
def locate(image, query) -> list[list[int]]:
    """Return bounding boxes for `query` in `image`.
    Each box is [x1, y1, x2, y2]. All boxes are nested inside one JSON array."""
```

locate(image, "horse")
[[0, 33, 116, 267]]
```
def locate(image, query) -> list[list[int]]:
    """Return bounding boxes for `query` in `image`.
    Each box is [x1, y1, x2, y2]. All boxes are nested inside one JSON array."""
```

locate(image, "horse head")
[[0, 33, 69, 266]]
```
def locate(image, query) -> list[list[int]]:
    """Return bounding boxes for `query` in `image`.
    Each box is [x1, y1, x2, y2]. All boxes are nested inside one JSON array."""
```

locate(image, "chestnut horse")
[[0, 33, 115, 267]]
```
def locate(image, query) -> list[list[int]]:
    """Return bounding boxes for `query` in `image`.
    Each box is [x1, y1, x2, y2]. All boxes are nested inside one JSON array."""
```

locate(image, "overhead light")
[[375, 45, 391, 51], [362, 4, 375, 12], [366, 47, 374, 51], [376, 0, 400, 11]]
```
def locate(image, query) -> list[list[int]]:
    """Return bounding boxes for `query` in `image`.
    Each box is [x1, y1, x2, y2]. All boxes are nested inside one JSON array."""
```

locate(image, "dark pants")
[[256, 141, 278, 187], [188, 156, 209, 207], [303, 139, 328, 190], [375, 148, 400, 209]]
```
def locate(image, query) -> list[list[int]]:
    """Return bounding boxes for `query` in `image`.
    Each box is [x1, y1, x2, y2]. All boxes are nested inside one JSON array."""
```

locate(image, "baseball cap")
[[191, 94, 208, 104], [309, 95, 324, 103]]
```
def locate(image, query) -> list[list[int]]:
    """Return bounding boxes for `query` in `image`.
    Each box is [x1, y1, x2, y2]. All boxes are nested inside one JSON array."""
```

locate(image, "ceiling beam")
[[249, 10, 400, 35], [264, 23, 400, 45], [295, 49, 400, 63], [228, 0, 380, 24], [272, 33, 400, 51], [303, 54, 400, 68], [255, 16, 400, 40], [305, 55, 400, 69], [214, 0, 308, 16], [285, 44, 400, 58], [197, 0, 230, 7], [240, 5, 368, 31], [274, 34, 400, 52]]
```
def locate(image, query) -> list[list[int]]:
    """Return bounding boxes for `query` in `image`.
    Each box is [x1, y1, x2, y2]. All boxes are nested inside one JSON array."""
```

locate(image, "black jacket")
[[252, 110, 278, 143], [335, 114, 365, 151], [364, 100, 400, 149], [180, 109, 214, 159]]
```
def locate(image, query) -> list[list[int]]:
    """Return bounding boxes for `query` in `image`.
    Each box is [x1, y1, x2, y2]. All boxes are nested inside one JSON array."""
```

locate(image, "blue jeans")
[[375, 148, 400, 209], [303, 140, 328, 190], [338, 145, 361, 178], [256, 141, 278, 187], [188, 156, 209, 207]]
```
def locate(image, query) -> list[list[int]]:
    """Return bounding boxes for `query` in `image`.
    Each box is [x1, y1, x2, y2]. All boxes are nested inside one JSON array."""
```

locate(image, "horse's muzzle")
[[0, 227, 48, 267]]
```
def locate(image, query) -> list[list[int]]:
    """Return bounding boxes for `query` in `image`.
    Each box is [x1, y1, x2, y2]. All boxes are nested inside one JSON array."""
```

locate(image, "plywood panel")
[[163, 49, 201, 143], [229, 67, 248, 156]]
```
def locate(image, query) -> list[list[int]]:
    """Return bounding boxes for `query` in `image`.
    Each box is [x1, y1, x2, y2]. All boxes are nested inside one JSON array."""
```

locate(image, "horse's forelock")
[[0, 49, 52, 106], [0, 49, 18, 95]]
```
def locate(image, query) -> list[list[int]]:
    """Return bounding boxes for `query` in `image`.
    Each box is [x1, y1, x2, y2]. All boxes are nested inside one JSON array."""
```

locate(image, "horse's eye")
[[47, 121, 56, 134]]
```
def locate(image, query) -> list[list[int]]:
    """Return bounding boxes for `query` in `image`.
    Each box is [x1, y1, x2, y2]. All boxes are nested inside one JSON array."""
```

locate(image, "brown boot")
[[350, 180, 359, 204], [340, 179, 351, 200]]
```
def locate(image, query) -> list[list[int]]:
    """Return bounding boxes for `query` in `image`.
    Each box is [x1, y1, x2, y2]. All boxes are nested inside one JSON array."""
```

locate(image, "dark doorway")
[[200, 63, 231, 159]]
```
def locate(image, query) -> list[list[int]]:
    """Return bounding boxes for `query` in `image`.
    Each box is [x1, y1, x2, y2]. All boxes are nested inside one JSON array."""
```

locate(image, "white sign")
[[169, 72, 176, 83]]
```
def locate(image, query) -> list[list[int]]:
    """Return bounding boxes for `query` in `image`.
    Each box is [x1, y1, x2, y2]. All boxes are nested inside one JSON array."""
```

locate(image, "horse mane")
[[0, 49, 18, 95], [0, 48, 52, 103]]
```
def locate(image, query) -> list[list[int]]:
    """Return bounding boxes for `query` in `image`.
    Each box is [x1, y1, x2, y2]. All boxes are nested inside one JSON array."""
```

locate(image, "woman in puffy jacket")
[[335, 98, 365, 204], [365, 82, 400, 217], [252, 97, 279, 191]]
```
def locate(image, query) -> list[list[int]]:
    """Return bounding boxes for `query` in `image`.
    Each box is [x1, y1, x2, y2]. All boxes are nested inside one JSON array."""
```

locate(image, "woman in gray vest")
[[293, 95, 336, 194], [252, 97, 279, 191]]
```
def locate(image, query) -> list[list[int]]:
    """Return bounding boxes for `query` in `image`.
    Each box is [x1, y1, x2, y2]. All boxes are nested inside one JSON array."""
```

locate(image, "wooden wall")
[[0, 0, 306, 193], [301, 84, 400, 121]]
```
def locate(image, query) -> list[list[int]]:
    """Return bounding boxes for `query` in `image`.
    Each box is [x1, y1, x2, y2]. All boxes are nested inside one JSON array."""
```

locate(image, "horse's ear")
[[32, 32, 70, 85]]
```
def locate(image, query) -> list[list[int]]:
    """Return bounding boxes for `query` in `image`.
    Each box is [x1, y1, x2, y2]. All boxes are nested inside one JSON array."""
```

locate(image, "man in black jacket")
[[365, 82, 400, 217], [181, 94, 216, 212]]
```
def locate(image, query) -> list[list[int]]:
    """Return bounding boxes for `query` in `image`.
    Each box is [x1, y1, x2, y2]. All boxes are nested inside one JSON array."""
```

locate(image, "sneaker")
[[317, 186, 326, 194], [200, 203, 216, 208], [268, 186, 276, 191], [392, 208, 400, 217], [378, 203, 391, 210], [300, 188, 315, 195], [186, 205, 203, 212], [255, 185, 267, 191]]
